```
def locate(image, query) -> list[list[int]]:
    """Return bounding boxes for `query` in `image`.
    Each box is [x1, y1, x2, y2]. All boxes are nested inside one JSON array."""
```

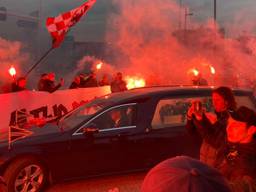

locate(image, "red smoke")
[[69, 55, 115, 85], [105, 0, 256, 88], [0, 37, 29, 93]]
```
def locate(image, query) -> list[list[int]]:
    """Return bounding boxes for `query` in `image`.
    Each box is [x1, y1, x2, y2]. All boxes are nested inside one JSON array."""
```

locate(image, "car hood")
[[0, 123, 68, 146]]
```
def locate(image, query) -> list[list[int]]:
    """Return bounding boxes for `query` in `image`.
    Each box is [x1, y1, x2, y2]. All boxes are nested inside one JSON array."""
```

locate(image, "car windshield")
[[59, 98, 112, 131]]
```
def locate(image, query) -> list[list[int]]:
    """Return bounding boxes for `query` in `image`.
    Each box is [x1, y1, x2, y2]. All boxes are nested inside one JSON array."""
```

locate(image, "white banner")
[[0, 86, 111, 141]]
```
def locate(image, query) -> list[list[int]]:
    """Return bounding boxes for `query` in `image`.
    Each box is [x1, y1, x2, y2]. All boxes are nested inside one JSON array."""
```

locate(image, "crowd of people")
[[69, 71, 127, 93], [2, 70, 256, 96], [4, 71, 128, 94], [185, 86, 256, 191], [142, 86, 256, 192]]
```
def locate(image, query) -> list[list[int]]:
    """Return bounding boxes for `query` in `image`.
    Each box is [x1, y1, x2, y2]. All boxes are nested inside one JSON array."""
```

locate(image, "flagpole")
[[8, 125, 11, 150], [25, 47, 54, 77]]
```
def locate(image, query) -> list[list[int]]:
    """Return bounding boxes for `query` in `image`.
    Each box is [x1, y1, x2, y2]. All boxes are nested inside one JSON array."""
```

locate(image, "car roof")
[[101, 86, 253, 104]]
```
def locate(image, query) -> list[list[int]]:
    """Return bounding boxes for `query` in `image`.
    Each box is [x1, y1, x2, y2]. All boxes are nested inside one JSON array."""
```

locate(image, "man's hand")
[[187, 104, 194, 120], [187, 100, 204, 121]]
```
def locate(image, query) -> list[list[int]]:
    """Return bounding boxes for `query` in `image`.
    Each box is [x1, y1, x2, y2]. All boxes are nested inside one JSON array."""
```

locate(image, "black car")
[[0, 86, 255, 192]]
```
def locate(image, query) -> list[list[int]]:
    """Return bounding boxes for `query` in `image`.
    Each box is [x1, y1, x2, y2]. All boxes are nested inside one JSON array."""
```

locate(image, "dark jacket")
[[83, 77, 98, 88], [187, 106, 256, 177], [98, 80, 110, 86], [39, 79, 61, 93], [217, 107, 256, 181], [186, 110, 230, 167], [11, 84, 26, 92], [192, 78, 208, 86], [110, 80, 127, 93], [218, 138, 256, 181], [187, 106, 256, 152], [38, 79, 45, 91], [69, 82, 80, 89]]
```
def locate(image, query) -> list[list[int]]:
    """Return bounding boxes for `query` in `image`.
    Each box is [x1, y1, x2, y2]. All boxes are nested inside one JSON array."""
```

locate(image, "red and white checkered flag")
[[46, 0, 96, 48]]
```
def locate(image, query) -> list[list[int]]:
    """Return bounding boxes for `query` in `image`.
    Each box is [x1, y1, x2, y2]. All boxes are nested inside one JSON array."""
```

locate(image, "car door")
[[68, 103, 139, 178], [140, 96, 213, 167]]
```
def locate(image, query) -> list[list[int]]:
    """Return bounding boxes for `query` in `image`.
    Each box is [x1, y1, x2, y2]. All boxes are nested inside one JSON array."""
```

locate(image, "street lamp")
[[213, 0, 217, 31], [214, 0, 216, 23], [179, 0, 182, 30], [184, 7, 193, 31], [183, 7, 193, 42]]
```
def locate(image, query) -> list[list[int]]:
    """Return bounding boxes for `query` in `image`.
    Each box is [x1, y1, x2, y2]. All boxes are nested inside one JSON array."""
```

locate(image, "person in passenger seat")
[[109, 109, 129, 128]]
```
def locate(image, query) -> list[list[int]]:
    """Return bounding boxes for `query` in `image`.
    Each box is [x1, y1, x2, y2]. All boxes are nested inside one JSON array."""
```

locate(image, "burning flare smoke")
[[0, 37, 29, 92], [106, 0, 256, 88]]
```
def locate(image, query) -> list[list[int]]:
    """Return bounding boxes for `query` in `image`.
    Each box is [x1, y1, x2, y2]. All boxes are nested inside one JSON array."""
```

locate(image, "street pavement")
[[46, 172, 146, 192]]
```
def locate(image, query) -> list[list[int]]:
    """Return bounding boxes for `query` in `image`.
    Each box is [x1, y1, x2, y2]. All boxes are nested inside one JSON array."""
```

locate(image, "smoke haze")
[[105, 0, 256, 87], [1, 0, 256, 91], [0, 38, 29, 88]]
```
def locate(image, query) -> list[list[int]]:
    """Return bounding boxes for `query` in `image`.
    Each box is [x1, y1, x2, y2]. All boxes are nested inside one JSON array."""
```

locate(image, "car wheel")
[[4, 157, 48, 192]]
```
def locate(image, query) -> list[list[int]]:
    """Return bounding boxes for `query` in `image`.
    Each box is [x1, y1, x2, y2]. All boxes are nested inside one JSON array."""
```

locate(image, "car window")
[[235, 95, 256, 111], [151, 97, 213, 129], [85, 104, 137, 130], [59, 99, 111, 131], [151, 94, 256, 130]]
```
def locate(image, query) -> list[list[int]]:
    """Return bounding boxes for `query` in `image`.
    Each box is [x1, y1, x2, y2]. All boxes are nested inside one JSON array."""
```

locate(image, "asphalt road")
[[46, 172, 146, 192]]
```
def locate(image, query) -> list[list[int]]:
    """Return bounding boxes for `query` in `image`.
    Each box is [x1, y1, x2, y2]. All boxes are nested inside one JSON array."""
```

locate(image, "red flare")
[[96, 62, 103, 70], [8, 66, 16, 77], [125, 76, 146, 90]]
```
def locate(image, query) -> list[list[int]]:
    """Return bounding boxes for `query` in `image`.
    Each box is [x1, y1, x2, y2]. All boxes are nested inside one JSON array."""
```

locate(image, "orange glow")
[[210, 65, 215, 74], [125, 76, 146, 90], [193, 69, 199, 76], [9, 66, 16, 77], [96, 62, 103, 70], [188, 68, 199, 76]]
